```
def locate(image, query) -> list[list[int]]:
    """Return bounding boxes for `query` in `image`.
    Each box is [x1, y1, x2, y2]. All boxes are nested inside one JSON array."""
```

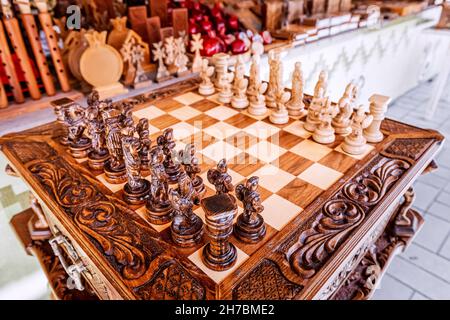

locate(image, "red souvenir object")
[[201, 31, 223, 57], [188, 18, 200, 35], [201, 15, 213, 33], [230, 38, 247, 54], [228, 15, 239, 31], [211, 2, 223, 21], [261, 30, 273, 45], [216, 18, 227, 36]]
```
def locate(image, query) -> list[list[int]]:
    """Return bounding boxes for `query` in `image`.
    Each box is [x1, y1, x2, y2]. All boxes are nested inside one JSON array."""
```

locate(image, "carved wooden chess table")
[[1, 78, 444, 300]]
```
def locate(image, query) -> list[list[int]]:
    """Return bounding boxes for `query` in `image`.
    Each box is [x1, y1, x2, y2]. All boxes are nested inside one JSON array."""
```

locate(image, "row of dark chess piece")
[[51, 92, 267, 272]]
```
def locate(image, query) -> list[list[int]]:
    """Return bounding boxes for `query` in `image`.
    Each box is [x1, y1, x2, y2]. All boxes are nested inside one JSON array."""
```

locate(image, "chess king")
[[234, 176, 266, 243], [122, 136, 150, 205]]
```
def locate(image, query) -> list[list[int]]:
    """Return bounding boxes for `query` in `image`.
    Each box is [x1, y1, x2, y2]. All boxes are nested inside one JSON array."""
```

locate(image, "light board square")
[[298, 163, 344, 190]]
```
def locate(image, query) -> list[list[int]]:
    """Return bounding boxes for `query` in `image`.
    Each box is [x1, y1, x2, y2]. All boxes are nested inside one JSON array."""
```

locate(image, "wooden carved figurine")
[[51, 97, 74, 146], [287, 62, 306, 117], [207, 159, 234, 194], [217, 69, 234, 104], [122, 136, 150, 205], [130, 42, 152, 88], [101, 107, 127, 184], [157, 128, 181, 184], [314, 70, 328, 99], [170, 176, 204, 247], [313, 97, 338, 144], [198, 59, 215, 96], [190, 33, 203, 73], [174, 34, 189, 77], [179, 143, 206, 197], [248, 80, 268, 116], [86, 94, 109, 170], [342, 106, 374, 155], [164, 36, 177, 74], [234, 176, 266, 243], [63, 102, 91, 159], [304, 96, 325, 132], [332, 83, 355, 135], [269, 88, 290, 124], [136, 118, 151, 170], [152, 41, 171, 82], [265, 50, 280, 108], [146, 146, 173, 224], [201, 193, 238, 271]]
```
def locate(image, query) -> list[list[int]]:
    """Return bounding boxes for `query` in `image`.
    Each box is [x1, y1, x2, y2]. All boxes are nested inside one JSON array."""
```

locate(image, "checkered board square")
[[76, 89, 378, 285]]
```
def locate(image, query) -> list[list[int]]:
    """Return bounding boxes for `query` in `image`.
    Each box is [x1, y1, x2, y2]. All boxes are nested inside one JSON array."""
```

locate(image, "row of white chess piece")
[[197, 50, 390, 155]]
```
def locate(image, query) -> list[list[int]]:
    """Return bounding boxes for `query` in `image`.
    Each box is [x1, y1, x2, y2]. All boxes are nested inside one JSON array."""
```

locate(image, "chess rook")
[[364, 94, 391, 143], [212, 52, 229, 90], [234, 177, 266, 243], [201, 193, 238, 271]]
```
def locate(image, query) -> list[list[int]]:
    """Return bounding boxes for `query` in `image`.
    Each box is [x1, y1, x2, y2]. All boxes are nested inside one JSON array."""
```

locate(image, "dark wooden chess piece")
[[86, 100, 109, 170], [207, 159, 234, 194], [63, 102, 91, 159], [157, 128, 181, 184], [146, 146, 174, 224], [170, 175, 203, 247], [101, 107, 127, 184], [51, 97, 73, 146], [117, 100, 134, 128], [136, 118, 151, 172], [201, 193, 238, 271], [179, 143, 205, 198], [234, 176, 266, 243], [122, 136, 151, 205]]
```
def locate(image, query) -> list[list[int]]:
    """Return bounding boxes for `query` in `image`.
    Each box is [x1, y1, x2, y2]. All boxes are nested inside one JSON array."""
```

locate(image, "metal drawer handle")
[[49, 234, 87, 291]]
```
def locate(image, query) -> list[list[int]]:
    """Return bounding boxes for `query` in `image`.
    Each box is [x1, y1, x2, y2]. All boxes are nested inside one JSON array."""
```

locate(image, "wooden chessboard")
[[0, 78, 444, 300]]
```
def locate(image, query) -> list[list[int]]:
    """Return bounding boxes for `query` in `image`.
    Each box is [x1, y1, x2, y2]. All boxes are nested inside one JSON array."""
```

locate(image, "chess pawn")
[[146, 146, 174, 224], [152, 41, 171, 83], [287, 62, 306, 117], [157, 128, 181, 184], [198, 59, 215, 96], [218, 71, 234, 104], [304, 97, 324, 132], [201, 193, 238, 271], [313, 98, 338, 144], [234, 177, 266, 243], [179, 144, 206, 197], [248, 81, 268, 116], [122, 136, 151, 205], [207, 159, 234, 194], [86, 101, 109, 171], [342, 106, 374, 155], [170, 178, 204, 248], [364, 94, 391, 143], [332, 83, 354, 135], [231, 77, 249, 109], [269, 90, 290, 124]]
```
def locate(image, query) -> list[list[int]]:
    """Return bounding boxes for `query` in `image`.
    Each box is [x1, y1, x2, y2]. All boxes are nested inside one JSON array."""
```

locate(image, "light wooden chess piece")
[[212, 52, 230, 90], [364, 94, 391, 143], [190, 33, 203, 73], [234, 176, 266, 243], [122, 136, 151, 205], [269, 89, 290, 124], [314, 70, 328, 99], [201, 193, 238, 271], [305, 98, 325, 133], [247, 54, 260, 102], [130, 42, 152, 88], [152, 41, 171, 82], [313, 98, 338, 144], [164, 36, 177, 74], [231, 77, 249, 109], [248, 81, 268, 116], [287, 62, 306, 117], [266, 50, 281, 109], [174, 34, 189, 77], [218, 70, 234, 104], [332, 83, 355, 135], [198, 58, 215, 96], [342, 106, 374, 155]]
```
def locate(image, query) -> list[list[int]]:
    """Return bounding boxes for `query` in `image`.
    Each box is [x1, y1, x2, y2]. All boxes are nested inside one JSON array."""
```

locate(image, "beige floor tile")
[[298, 163, 343, 190]]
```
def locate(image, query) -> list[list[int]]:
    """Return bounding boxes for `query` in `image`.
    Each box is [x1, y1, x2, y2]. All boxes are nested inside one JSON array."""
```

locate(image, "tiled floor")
[[0, 77, 449, 300]]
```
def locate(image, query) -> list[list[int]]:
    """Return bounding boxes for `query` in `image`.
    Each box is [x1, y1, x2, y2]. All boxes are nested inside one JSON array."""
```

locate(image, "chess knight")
[[234, 177, 266, 243], [179, 144, 206, 197], [157, 128, 182, 184], [146, 146, 174, 224], [170, 175, 204, 248], [207, 159, 234, 194], [63, 102, 91, 159], [122, 136, 151, 205]]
